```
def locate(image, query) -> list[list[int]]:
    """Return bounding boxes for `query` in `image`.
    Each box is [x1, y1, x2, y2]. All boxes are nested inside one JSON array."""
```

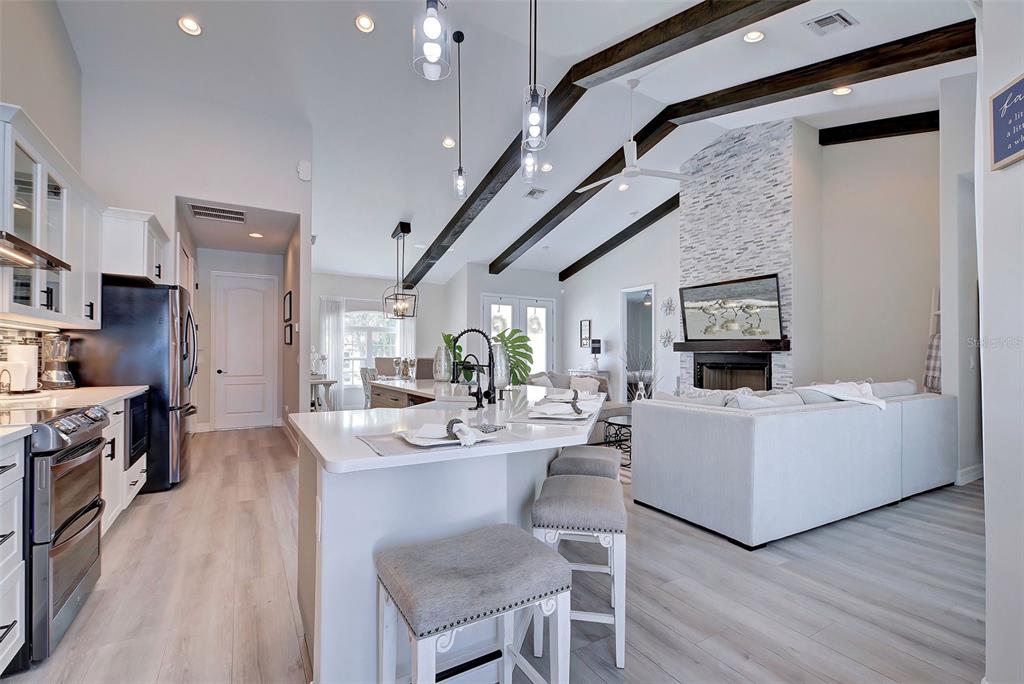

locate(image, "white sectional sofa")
[[631, 392, 957, 548]]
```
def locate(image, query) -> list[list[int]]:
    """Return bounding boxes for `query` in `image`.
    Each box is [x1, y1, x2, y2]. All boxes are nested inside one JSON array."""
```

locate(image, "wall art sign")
[[580, 320, 591, 348], [991, 72, 1024, 171]]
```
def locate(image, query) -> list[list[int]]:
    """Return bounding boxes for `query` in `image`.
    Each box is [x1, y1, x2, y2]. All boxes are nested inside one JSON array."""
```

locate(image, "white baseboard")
[[957, 463, 983, 485], [283, 420, 298, 451], [192, 422, 215, 434]]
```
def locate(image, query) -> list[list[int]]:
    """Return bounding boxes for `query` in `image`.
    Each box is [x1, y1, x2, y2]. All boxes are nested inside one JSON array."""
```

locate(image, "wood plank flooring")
[[9, 428, 984, 683]]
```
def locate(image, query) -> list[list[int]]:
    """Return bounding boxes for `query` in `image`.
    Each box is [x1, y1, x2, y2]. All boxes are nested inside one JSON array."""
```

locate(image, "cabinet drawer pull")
[[0, 620, 16, 644], [85, 302, 95, 320], [112, 410, 124, 416], [140, 469, 146, 474], [0, 531, 14, 547], [129, 480, 139, 486], [155, 264, 162, 279], [0, 463, 16, 476], [105, 438, 116, 460]]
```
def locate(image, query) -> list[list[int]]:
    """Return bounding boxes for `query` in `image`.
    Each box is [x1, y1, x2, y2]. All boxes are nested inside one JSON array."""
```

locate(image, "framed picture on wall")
[[580, 320, 591, 348], [283, 291, 293, 322], [284, 323, 293, 345]]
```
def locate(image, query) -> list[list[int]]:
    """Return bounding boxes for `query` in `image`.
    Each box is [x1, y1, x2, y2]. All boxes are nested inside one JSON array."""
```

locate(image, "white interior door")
[[213, 272, 278, 429], [482, 295, 555, 373]]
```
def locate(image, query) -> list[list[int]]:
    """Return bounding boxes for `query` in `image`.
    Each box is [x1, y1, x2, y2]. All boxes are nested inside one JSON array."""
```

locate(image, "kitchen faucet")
[[449, 328, 496, 410]]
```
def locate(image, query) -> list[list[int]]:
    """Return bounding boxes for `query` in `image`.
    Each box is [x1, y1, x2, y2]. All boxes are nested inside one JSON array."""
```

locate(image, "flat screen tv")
[[679, 274, 783, 341]]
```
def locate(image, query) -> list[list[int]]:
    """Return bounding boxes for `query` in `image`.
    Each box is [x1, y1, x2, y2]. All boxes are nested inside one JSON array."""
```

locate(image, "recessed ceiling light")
[[832, 86, 853, 96], [248, 232, 264, 238], [177, 16, 202, 36], [743, 30, 765, 43], [355, 14, 375, 33], [617, 183, 630, 192], [540, 162, 553, 173], [442, 136, 456, 149]]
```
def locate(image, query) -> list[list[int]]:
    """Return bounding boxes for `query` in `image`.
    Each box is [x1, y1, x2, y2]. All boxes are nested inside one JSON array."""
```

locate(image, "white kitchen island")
[[289, 386, 602, 683]]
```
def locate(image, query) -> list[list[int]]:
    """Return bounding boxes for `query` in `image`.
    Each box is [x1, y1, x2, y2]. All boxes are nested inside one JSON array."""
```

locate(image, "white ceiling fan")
[[574, 79, 686, 194]]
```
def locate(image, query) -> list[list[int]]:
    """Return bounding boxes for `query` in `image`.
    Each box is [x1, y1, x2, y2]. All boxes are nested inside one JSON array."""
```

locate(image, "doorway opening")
[[621, 285, 655, 402], [482, 294, 556, 374]]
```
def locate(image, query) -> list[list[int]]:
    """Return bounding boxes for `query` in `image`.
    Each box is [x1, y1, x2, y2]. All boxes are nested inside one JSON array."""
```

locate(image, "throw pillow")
[[735, 391, 805, 410], [869, 378, 918, 399], [652, 391, 728, 407], [529, 373, 553, 388], [569, 376, 601, 394]]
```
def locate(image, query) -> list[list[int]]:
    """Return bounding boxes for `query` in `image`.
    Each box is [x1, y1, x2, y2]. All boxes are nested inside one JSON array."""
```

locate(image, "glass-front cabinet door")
[[11, 142, 37, 307], [43, 173, 65, 314]]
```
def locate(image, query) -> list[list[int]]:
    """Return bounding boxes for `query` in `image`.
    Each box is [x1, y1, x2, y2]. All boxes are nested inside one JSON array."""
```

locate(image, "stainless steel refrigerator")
[[70, 278, 198, 491]]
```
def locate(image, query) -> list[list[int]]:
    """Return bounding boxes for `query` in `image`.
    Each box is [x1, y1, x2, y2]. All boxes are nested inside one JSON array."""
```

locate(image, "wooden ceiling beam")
[[403, 0, 807, 286], [558, 195, 680, 281], [818, 110, 939, 145], [490, 19, 975, 275]]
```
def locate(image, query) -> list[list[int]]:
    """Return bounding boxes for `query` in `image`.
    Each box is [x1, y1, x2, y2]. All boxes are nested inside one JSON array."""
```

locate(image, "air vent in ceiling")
[[188, 203, 247, 223], [803, 10, 858, 36], [523, 187, 547, 200]]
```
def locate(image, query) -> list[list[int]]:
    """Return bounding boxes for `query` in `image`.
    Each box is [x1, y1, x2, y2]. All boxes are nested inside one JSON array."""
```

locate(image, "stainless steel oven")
[[27, 406, 109, 662]]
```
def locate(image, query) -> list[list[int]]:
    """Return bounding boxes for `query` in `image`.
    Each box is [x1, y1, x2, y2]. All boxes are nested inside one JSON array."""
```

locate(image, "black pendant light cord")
[[528, 0, 537, 87], [455, 32, 464, 172]]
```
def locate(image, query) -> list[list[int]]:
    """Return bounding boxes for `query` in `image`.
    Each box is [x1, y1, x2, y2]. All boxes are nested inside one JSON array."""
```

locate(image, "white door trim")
[[211, 270, 280, 430], [620, 283, 656, 403]]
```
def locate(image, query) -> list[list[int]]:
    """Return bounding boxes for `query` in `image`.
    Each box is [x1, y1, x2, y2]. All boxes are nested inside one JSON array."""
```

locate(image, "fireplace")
[[694, 353, 772, 391]]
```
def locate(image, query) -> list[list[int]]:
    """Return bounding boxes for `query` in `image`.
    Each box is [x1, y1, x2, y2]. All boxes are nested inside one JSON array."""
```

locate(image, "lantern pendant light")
[[414, 0, 451, 81], [383, 222, 419, 319], [452, 31, 468, 199]]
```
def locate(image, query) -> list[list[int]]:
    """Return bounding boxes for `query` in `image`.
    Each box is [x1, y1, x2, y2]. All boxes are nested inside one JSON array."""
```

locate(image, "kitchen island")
[[289, 386, 603, 683], [367, 378, 477, 408]]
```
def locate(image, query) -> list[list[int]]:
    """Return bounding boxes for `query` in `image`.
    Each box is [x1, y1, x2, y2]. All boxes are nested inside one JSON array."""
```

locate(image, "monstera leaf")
[[441, 332, 474, 382], [493, 328, 533, 386]]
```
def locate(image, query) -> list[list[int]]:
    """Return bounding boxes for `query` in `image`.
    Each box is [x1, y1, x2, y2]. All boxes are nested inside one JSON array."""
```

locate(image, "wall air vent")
[[523, 187, 547, 200], [803, 10, 858, 36], [188, 203, 247, 223]]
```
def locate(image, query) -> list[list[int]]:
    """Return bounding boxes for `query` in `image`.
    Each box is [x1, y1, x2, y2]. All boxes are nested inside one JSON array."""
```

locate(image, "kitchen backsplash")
[[0, 330, 43, 380]]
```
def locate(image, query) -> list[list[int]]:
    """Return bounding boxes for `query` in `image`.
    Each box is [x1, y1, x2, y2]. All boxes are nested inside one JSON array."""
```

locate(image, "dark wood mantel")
[[673, 338, 792, 353]]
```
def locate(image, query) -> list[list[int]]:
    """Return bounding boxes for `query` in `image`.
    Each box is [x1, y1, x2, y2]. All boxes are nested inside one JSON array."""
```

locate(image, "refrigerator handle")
[[185, 306, 198, 389]]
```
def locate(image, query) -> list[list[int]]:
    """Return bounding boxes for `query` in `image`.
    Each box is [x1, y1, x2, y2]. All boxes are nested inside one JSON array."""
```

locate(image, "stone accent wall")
[[678, 120, 794, 389]]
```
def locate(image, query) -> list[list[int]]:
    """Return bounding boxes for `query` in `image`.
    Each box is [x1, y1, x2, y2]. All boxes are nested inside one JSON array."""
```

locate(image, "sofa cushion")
[[870, 379, 918, 399], [653, 391, 728, 407], [528, 373, 553, 388], [570, 376, 601, 394], [735, 391, 805, 410]]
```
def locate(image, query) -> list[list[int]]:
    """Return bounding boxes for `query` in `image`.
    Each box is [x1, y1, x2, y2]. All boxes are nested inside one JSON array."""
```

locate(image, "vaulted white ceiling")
[[58, 0, 975, 284]]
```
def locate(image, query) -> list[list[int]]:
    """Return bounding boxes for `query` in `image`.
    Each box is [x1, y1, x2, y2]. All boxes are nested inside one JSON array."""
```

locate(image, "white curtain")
[[319, 296, 346, 407], [398, 317, 416, 358]]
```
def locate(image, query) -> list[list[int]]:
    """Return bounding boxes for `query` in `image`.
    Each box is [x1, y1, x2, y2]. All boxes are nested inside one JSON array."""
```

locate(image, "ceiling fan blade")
[[574, 175, 618, 194], [624, 140, 638, 168], [637, 168, 687, 182]]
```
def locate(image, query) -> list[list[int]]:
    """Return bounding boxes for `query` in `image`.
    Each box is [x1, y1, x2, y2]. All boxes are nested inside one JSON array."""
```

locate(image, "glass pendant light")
[[521, 147, 539, 184], [521, 0, 547, 152], [452, 31, 468, 199], [413, 0, 451, 81]]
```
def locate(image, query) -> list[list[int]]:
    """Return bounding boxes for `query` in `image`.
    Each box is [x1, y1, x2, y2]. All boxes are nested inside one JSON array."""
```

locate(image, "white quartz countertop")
[[368, 378, 478, 402], [289, 386, 604, 474], [0, 386, 148, 417]]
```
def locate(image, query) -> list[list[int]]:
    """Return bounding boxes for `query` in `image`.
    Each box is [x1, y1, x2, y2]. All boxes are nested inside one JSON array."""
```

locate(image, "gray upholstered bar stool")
[[375, 524, 572, 684], [531, 474, 628, 668], [549, 444, 621, 480]]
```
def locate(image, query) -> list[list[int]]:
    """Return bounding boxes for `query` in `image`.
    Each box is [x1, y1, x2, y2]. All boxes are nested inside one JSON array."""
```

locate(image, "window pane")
[[525, 306, 547, 373], [489, 304, 513, 336]]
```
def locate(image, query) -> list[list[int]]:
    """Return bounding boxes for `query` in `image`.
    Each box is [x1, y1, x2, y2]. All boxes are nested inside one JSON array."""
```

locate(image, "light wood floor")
[[11, 428, 984, 683]]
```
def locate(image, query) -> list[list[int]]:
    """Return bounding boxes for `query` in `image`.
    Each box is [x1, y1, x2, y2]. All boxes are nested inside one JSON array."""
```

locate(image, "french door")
[[481, 295, 555, 373]]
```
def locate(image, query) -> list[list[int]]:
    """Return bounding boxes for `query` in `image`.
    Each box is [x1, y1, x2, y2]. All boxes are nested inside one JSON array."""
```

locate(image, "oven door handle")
[[50, 499, 104, 557], [50, 437, 105, 478]]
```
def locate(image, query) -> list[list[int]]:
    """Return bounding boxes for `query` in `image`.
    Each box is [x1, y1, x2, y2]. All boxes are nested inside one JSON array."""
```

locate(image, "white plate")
[[526, 411, 593, 421], [397, 430, 498, 447]]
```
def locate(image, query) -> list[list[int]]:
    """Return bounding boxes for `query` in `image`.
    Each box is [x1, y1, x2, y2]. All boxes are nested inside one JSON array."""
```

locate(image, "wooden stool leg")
[[377, 582, 397, 684], [498, 612, 514, 684], [613, 533, 626, 668], [549, 591, 571, 684], [411, 634, 437, 684]]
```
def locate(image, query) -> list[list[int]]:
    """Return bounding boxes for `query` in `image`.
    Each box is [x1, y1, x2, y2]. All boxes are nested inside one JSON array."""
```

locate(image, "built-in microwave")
[[126, 392, 148, 470]]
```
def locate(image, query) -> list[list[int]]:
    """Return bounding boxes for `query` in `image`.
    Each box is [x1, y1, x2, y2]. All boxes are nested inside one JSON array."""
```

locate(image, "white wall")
[[939, 73, 982, 484], [282, 227, 302, 420], [194, 248, 284, 426], [0, 0, 82, 168], [560, 214, 680, 401], [977, 2, 1024, 682], [791, 120, 824, 385], [819, 133, 940, 383]]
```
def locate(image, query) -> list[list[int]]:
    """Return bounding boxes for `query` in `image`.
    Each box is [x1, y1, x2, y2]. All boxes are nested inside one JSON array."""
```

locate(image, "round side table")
[[603, 414, 633, 468]]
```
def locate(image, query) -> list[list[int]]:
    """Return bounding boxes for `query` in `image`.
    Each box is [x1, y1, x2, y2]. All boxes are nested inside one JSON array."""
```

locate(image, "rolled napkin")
[[530, 399, 602, 417], [412, 422, 489, 446]]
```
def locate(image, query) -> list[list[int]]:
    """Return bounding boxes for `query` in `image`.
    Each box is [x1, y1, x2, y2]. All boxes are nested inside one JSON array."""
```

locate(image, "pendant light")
[[414, 0, 451, 81], [451, 31, 468, 199], [383, 222, 418, 319], [521, 0, 546, 182]]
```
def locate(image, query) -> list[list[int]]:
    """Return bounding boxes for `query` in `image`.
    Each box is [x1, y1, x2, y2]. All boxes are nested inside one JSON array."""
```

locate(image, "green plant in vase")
[[441, 332, 475, 382], [493, 328, 533, 386]]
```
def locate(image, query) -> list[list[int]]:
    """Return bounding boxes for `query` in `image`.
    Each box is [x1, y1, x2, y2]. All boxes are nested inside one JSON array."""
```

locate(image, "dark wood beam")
[[665, 20, 975, 125], [490, 111, 677, 275], [491, 20, 975, 275], [818, 110, 939, 145], [570, 0, 808, 89], [558, 195, 680, 281], [403, 0, 807, 286]]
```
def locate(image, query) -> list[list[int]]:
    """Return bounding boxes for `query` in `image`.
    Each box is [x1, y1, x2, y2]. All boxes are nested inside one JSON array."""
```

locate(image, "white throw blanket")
[[796, 382, 886, 409]]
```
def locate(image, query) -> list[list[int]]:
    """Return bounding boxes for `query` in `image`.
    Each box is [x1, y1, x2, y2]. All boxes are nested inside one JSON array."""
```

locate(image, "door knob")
[[216, 369, 224, 374]]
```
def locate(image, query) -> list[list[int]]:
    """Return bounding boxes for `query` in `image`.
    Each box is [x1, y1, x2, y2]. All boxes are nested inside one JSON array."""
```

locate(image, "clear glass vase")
[[491, 341, 510, 391], [433, 345, 453, 382]]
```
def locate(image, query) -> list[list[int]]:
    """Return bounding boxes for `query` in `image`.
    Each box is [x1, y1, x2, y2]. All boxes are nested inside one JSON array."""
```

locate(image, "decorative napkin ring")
[[571, 389, 579, 401], [570, 399, 583, 415], [446, 419, 465, 439]]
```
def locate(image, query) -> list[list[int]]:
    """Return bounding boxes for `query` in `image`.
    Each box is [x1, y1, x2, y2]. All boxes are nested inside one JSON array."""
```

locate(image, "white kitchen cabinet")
[[102, 208, 168, 285], [0, 431, 27, 673], [100, 410, 125, 536], [0, 104, 104, 330], [123, 453, 146, 509]]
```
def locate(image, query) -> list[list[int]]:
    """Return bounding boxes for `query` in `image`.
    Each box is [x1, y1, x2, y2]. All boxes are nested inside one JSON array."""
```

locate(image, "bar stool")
[[531, 474, 628, 668], [549, 444, 621, 480], [375, 524, 572, 684]]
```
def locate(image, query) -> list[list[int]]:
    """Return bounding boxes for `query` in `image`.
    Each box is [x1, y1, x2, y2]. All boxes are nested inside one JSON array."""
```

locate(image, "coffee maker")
[[40, 333, 75, 389]]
